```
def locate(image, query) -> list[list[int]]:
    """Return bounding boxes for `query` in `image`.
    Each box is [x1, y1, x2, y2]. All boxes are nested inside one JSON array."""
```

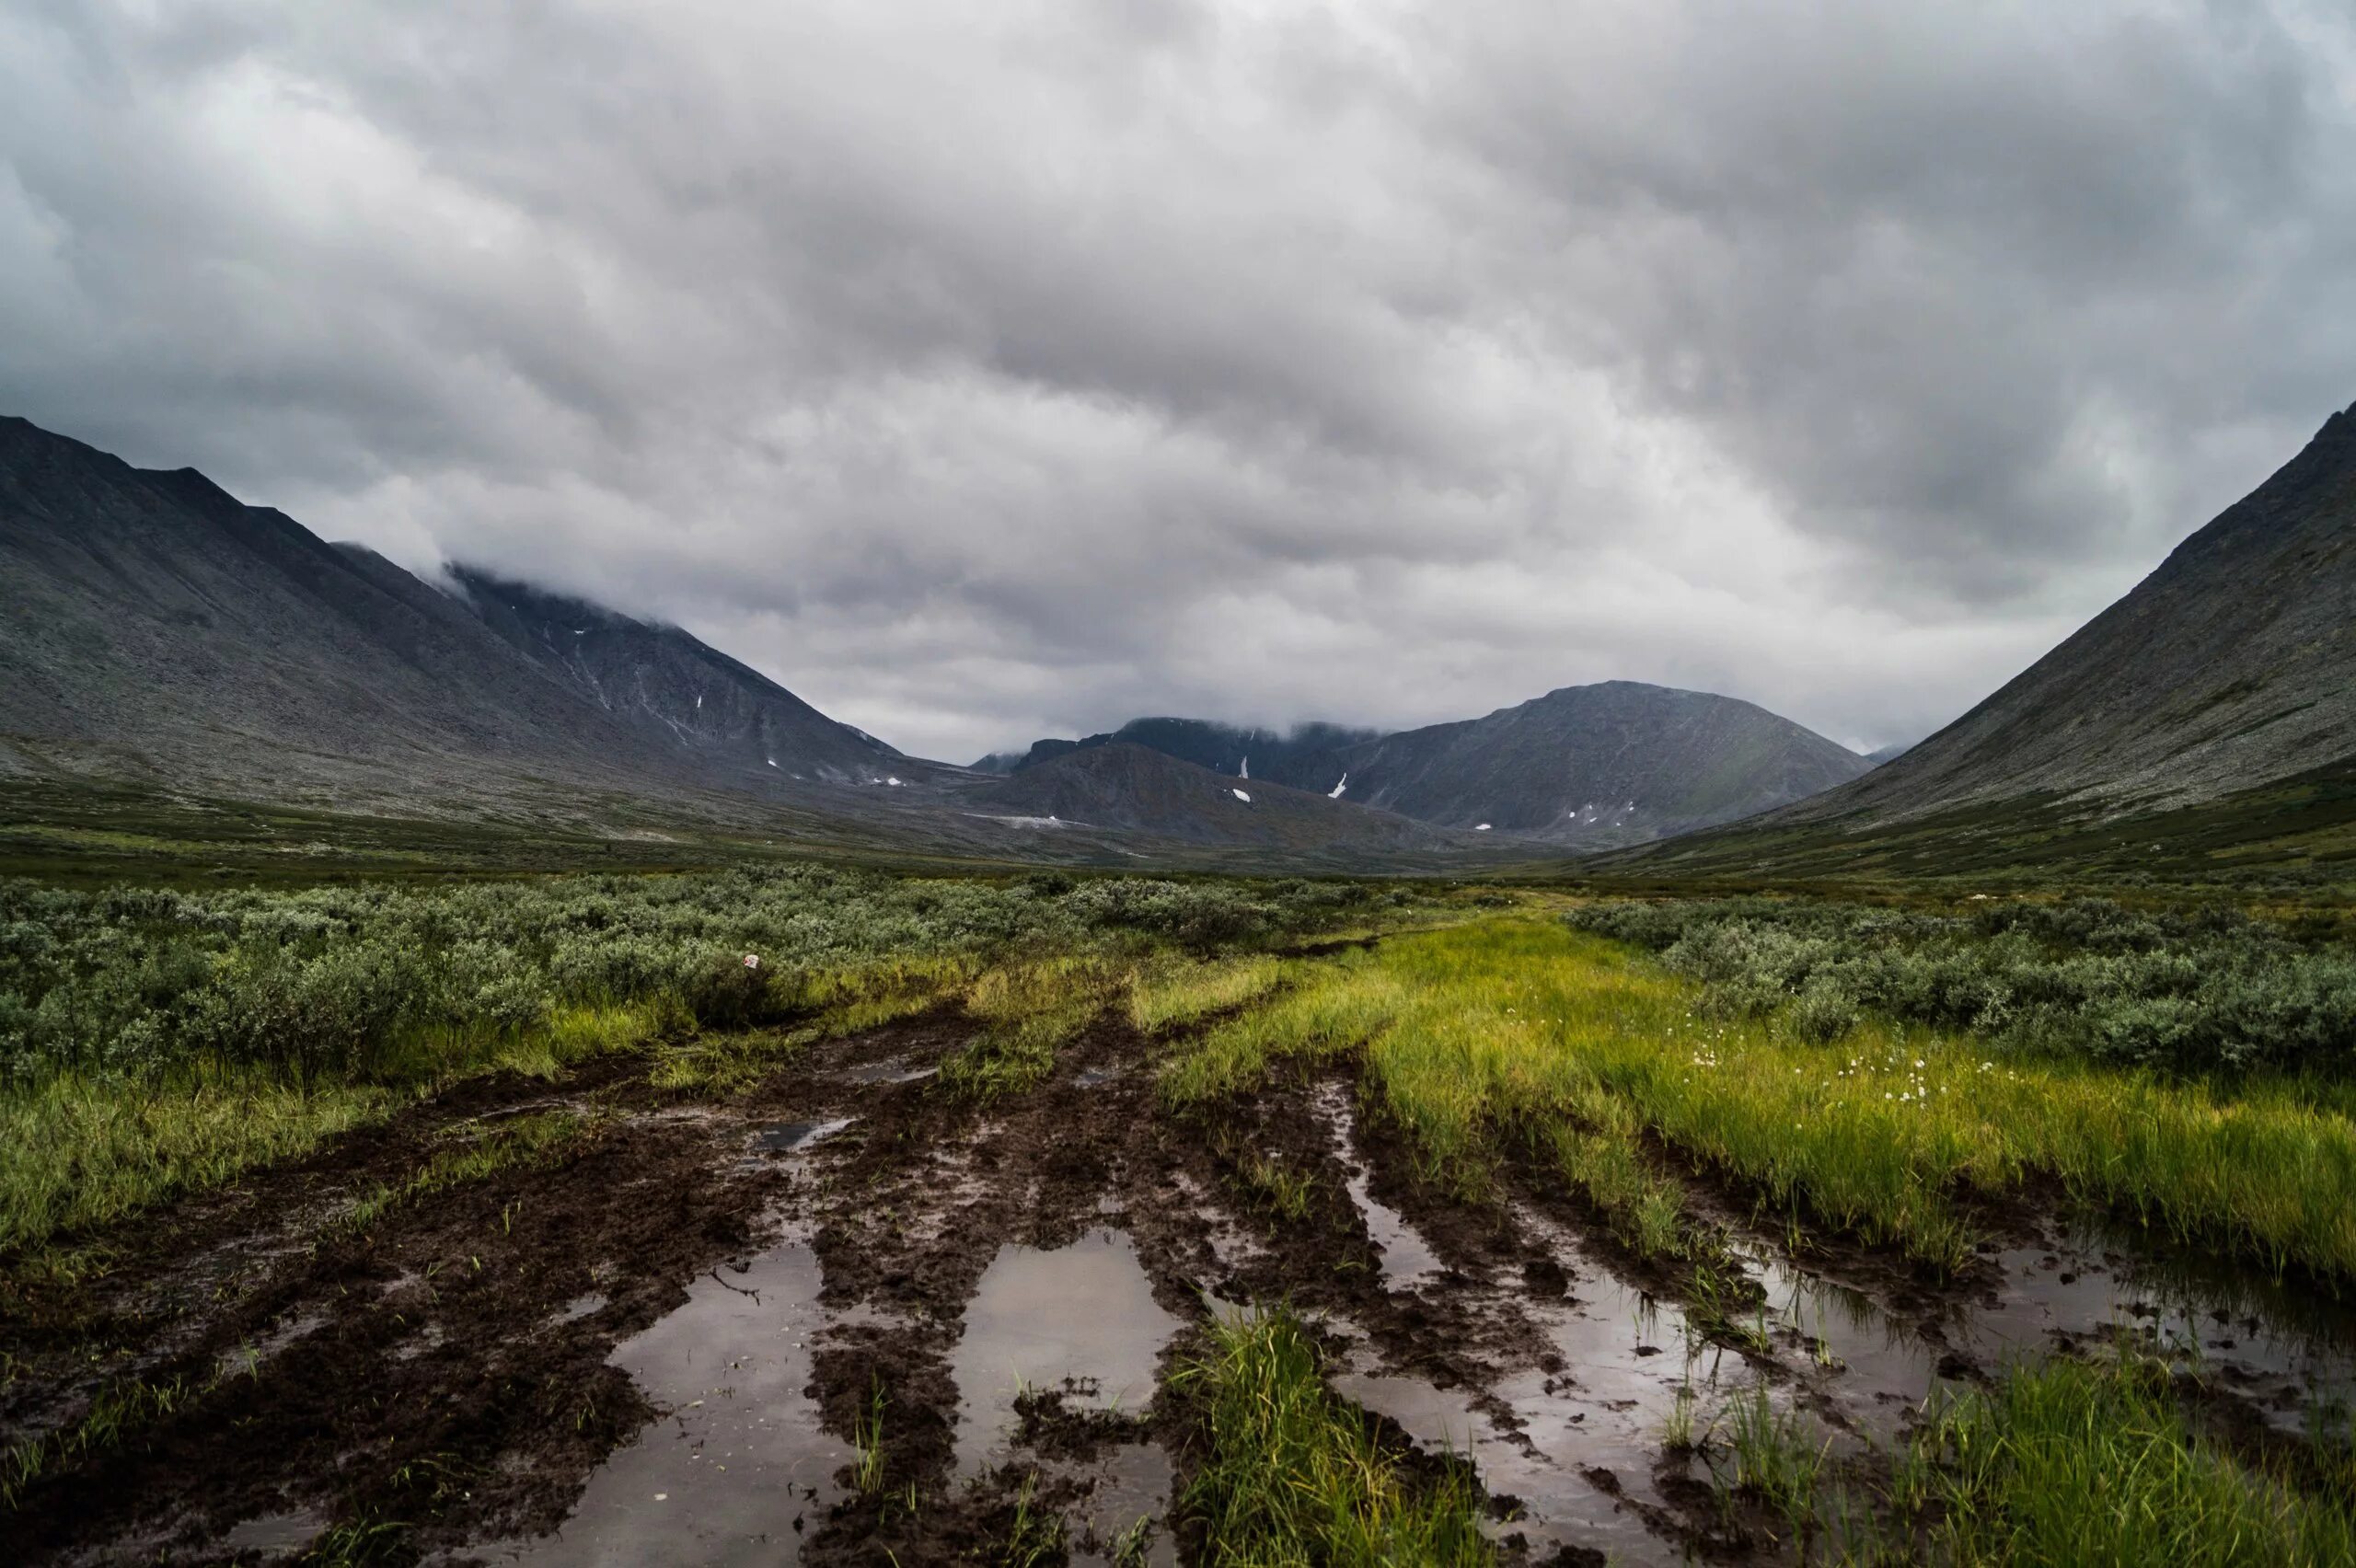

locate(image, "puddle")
[[830, 1056, 937, 1086], [1311, 1083, 1444, 1290], [1068, 1442, 1179, 1568], [219, 1507, 326, 1561], [489, 1235, 850, 1565], [1731, 1248, 1947, 1433], [554, 1293, 608, 1325], [1345, 1171, 1446, 1291], [1333, 1233, 1721, 1568], [753, 1118, 854, 1156], [1958, 1226, 2356, 1433], [1074, 1066, 1125, 1089], [1721, 1216, 2356, 1440], [949, 1228, 1184, 1472]]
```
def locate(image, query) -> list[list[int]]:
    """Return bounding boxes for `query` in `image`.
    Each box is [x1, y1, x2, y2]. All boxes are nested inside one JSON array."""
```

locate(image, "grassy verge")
[[645, 956, 975, 1092], [1129, 954, 1284, 1035], [1161, 917, 2356, 1286], [1172, 1307, 1491, 1565], [0, 998, 661, 1267], [941, 955, 1124, 1101], [1893, 1355, 2356, 1565]]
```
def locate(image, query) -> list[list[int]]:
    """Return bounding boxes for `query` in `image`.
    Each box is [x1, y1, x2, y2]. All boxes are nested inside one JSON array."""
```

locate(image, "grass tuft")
[[1171, 1306, 1491, 1565]]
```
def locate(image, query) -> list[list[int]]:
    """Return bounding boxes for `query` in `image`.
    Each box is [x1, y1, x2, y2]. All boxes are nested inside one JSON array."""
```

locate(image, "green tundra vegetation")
[[1150, 907, 2356, 1560], [0, 867, 1416, 1259], [11, 861, 2356, 1562], [1566, 894, 2356, 1074]]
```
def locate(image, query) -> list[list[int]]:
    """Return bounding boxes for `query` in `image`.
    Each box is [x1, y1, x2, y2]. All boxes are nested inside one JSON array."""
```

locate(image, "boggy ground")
[[10, 947, 2356, 1566]]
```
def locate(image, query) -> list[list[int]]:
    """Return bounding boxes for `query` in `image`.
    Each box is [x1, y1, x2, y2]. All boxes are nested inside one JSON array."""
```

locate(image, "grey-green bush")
[[0, 868, 1399, 1089], [1569, 897, 2356, 1075]]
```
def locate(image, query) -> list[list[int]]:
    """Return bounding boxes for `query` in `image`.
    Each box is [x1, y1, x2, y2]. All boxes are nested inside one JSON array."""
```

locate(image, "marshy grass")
[[941, 955, 1122, 1101], [1892, 1353, 2356, 1566], [1718, 1384, 1832, 1538], [1, 997, 661, 1265], [1172, 1306, 1492, 1565], [1128, 953, 1284, 1035], [1168, 917, 2356, 1286], [1231, 1151, 1319, 1222], [1158, 952, 1405, 1108], [2, 1369, 192, 1508], [0, 1066, 387, 1262], [646, 955, 974, 1092]]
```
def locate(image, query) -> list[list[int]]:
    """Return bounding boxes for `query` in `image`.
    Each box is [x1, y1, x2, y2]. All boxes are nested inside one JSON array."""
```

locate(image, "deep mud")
[[9, 999, 2356, 1566]]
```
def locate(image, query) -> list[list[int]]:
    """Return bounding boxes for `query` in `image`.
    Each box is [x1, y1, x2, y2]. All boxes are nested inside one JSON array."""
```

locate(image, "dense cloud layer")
[[6, 1, 2352, 761]]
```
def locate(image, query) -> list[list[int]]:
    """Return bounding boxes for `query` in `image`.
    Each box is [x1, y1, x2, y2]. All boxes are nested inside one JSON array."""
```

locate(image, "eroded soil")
[[9, 997, 2356, 1566]]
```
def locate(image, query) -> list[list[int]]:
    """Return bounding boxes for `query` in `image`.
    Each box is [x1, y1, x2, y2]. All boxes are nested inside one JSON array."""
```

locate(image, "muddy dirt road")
[[9, 997, 2356, 1565]]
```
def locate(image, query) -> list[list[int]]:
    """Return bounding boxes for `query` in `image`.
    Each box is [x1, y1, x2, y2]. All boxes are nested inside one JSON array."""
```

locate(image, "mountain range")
[[0, 418, 1502, 866], [6, 399, 2353, 877], [979, 687, 1875, 848]]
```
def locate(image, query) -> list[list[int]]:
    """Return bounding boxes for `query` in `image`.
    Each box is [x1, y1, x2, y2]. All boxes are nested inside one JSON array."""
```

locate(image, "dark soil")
[[6, 992, 2346, 1568]]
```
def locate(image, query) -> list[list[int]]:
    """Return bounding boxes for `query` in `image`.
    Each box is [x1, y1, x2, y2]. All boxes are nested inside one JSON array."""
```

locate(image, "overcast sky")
[[6, 2, 2354, 761]]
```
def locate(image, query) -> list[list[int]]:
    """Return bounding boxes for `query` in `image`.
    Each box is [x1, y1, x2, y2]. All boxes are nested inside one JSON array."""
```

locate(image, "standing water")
[[488, 1236, 850, 1566]]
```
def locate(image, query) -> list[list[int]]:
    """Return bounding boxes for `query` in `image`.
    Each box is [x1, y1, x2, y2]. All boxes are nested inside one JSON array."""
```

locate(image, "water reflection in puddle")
[[1332, 1222, 1718, 1568], [754, 1118, 854, 1156], [1068, 1442, 1179, 1568], [1311, 1083, 1444, 1290], [553, 1293, 608, 1325], [950, 1228, 1183, 1472], [947, 1228, 1184, 1562], [490, 1237, 849, 1566]]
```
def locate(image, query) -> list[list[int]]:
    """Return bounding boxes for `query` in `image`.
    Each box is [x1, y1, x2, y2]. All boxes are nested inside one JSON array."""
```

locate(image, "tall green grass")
[[0, 1068, 386, 1261], [1896, 1355, 2356, 1566], [1172, 1307, 1491, 1565], [1128, 954, 1284, 1036], [941, 955, 1122, 1101], [1162, 917, 2356, 1285]]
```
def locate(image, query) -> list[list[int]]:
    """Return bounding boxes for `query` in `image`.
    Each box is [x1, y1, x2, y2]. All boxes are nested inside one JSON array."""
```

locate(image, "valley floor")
[[7, 913, 2356, 1564]]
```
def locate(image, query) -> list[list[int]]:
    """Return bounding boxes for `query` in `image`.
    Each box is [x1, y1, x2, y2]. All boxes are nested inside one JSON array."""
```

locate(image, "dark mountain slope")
[[444, 565, 915, 786], [969, 743, 1485, 853], [1325, 682, 1870, 847], [1776, 399, 2356, 828], [0, 418, 687, 810], [0, 417, 933, 828]]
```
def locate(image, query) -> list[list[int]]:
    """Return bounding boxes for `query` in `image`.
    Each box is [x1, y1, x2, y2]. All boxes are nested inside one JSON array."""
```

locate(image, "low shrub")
[[1569, 897, 2356, 1075]]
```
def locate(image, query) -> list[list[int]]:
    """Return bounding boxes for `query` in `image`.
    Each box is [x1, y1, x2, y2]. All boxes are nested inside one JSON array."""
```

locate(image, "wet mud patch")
[[5, 1094, 788, 1564], [0, 1011, 973, 1566], [17, 988, 2356, 1568], [481, 1230, 849, 1566]]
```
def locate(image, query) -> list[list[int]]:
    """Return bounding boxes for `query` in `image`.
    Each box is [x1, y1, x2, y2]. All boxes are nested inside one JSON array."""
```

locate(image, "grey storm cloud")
[[4, 0, 2353, 763]]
